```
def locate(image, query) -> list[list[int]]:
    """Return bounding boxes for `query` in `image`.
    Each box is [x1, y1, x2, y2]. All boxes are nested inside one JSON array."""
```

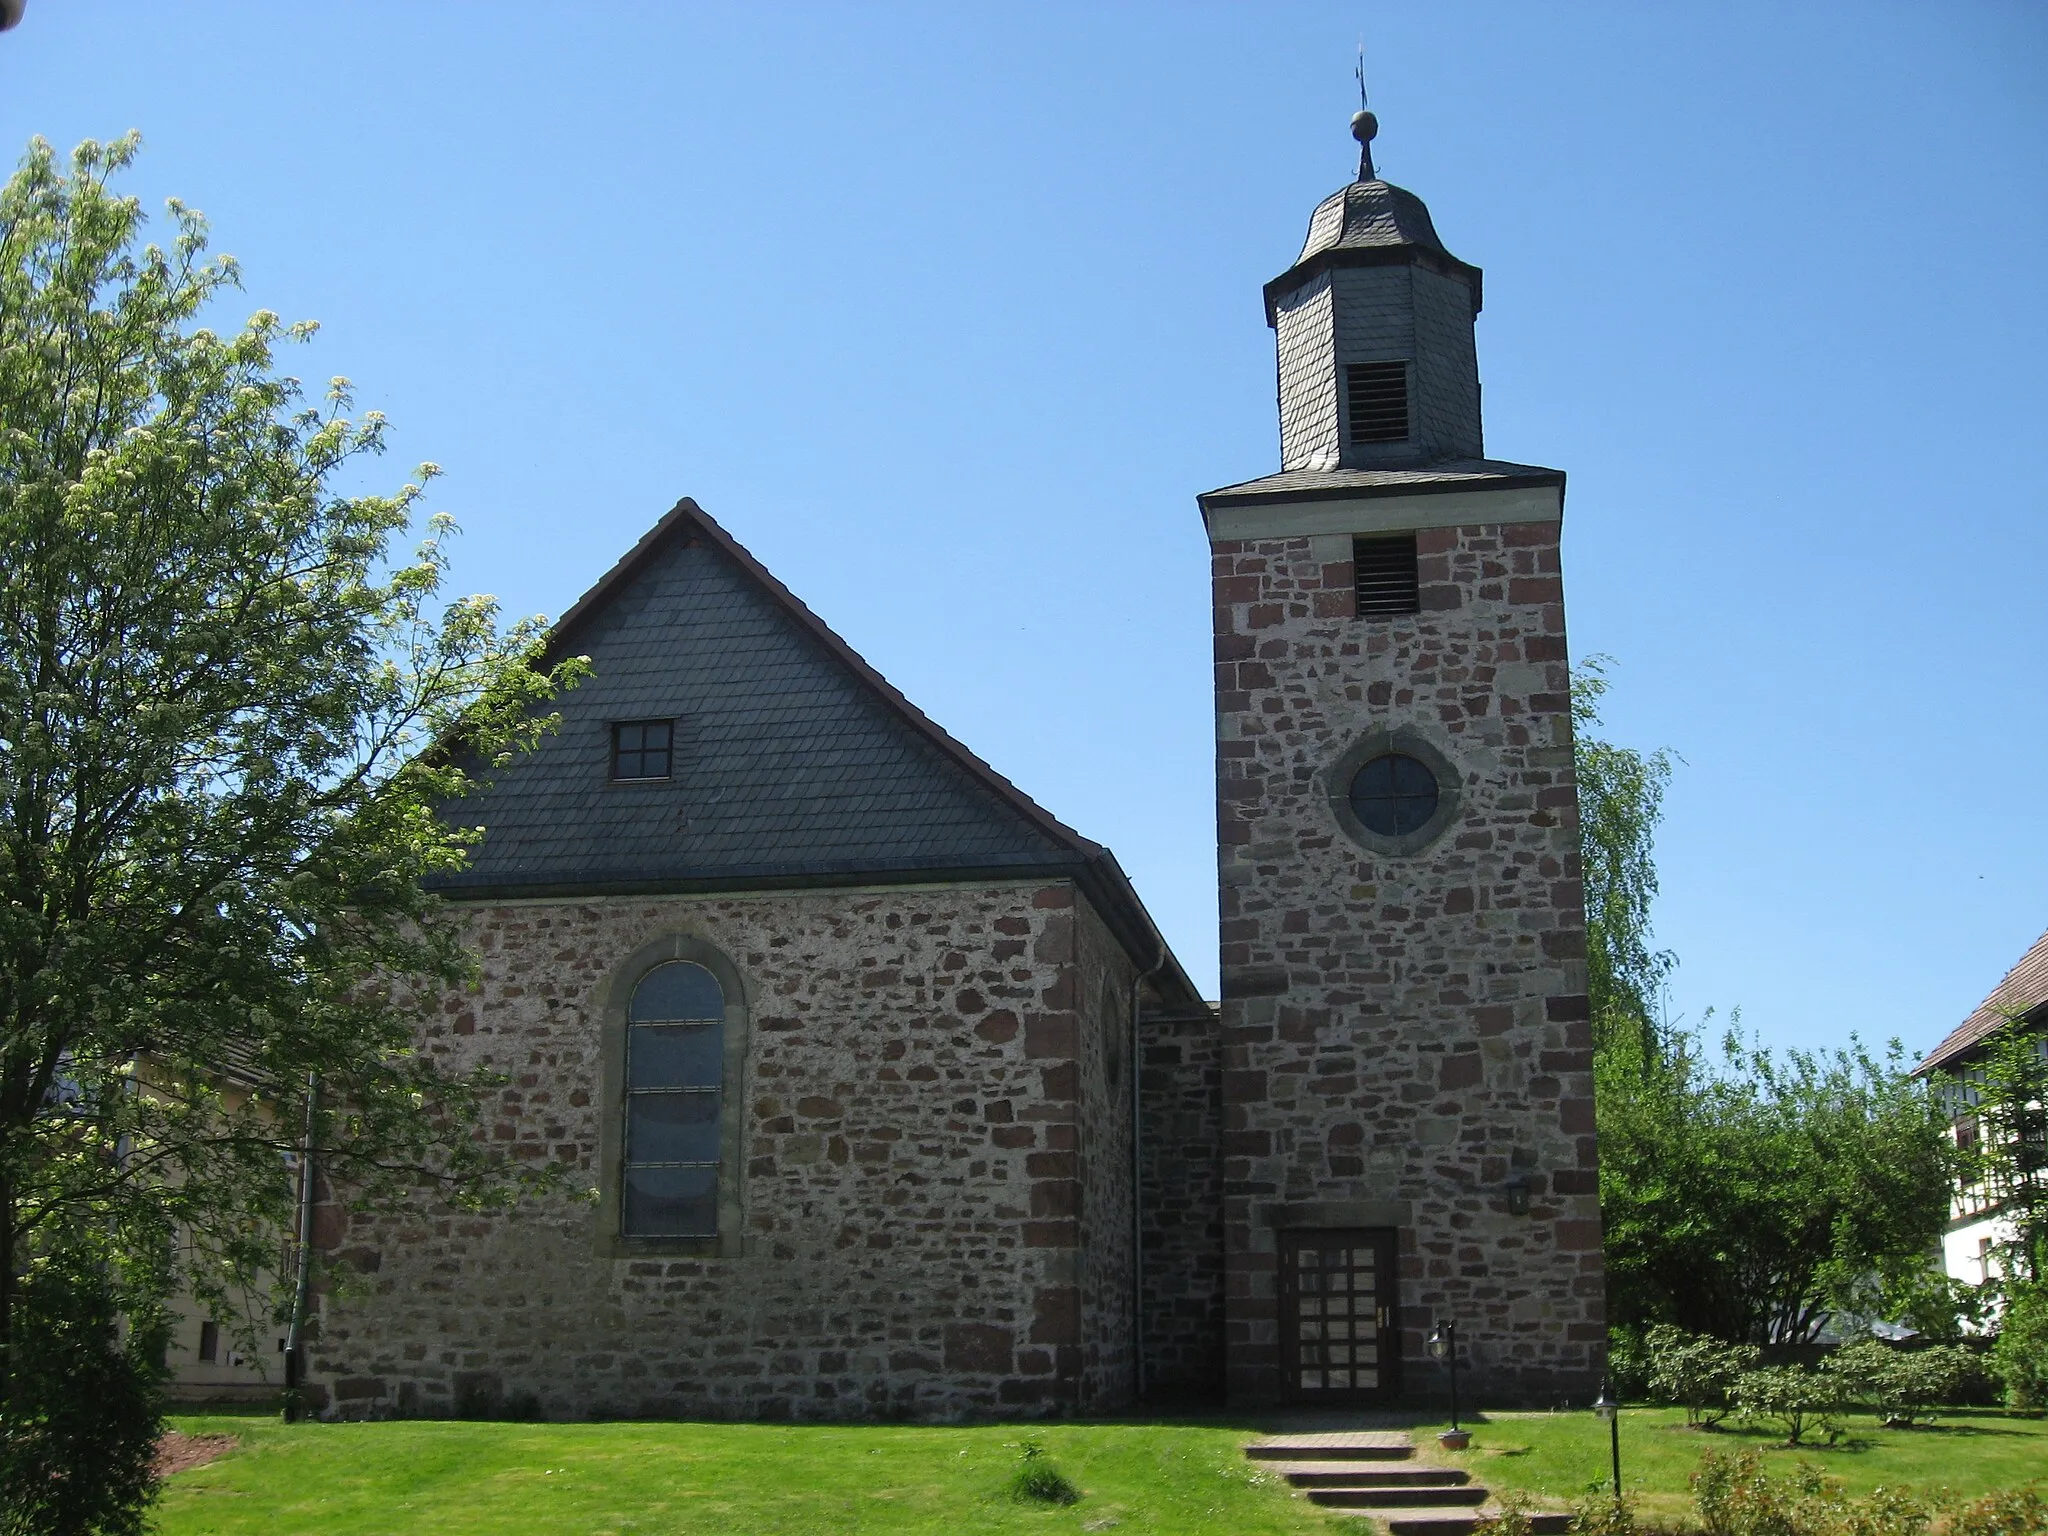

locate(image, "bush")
[[1607, 1327, 1651, 1399], [1644, 1324, 1761, 1428], [1734, 1366, 1844, 1446], [1006, 1441, 1080, 1506], [1944, 1484, 2048, 1536], [1571, 1492, 1642, 1536], [1823, 1339, 1980, 1426], [0, 1250, 168, 1536], [1692, 1451, 1932, 1536], [1990, 1284, 2048, 1412], [1470, 1491, 1539, 1536]]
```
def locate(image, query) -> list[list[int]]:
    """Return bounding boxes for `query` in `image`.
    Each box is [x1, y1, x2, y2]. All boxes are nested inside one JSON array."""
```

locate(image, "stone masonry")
[[308, 877, 1139, 1421], [1211, 519, 1604, 1404]]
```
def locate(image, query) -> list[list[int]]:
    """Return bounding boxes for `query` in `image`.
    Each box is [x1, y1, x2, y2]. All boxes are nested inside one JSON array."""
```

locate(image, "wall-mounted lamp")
[[1505, 1176, 1531, 1216]]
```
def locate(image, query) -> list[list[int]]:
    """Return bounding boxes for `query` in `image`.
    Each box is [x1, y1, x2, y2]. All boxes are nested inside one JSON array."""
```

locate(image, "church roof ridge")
[[1916, 926, 2048, 1074], [545, 495, 1098, 863]]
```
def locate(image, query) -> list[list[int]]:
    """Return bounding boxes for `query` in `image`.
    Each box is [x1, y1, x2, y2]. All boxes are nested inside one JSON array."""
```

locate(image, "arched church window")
[[1348, 753, 1439, 837], [622, 960, 725, 1238]]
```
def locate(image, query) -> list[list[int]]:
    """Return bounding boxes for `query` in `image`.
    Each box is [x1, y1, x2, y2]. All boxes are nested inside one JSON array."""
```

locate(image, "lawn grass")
[[1414, 1407, 2048, 1530], [156, 1411, 1338, 1536], [157, 1405, 2048, 1535]]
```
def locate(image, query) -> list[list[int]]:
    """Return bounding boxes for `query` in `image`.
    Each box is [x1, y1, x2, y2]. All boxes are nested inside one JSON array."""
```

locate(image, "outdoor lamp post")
[[1593, 1380, 1622, 1500], [1427, 1320, 1467, 1448]]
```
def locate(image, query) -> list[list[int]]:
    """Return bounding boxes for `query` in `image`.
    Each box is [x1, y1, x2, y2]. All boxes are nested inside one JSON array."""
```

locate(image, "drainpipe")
[[283, 1072, 318, 1422], [1132, 945, 1166, 1404]]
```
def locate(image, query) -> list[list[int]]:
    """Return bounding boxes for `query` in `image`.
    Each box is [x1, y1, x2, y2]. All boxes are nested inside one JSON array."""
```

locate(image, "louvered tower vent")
[[1353, 533, 1420, 616], [1345, 361, 1411, 445]]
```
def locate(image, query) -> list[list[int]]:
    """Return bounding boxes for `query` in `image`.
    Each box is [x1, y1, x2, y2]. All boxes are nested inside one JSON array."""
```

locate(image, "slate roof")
[[1199, 460, 1565, 512], [1265, 176, 1484, 322], [1297, 178, 1458, 265], [433, 497, 1205, 1013], [1916, 927, 2048, 1074]]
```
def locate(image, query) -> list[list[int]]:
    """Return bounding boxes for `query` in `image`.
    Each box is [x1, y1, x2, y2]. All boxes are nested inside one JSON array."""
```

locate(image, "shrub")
[[1644, 1324, 1761, 1428], [1823, 1339, 1979, 1426], [1606, 1327, 1651, 1399], [0, 1249, 168, 1536], [1469, 1491, 1537, 1536], [1990, 1284, 2048, 1412], [1692, 1451, 1932, 1536], [1943, 1483, 2047, 1536], [1571, 1492, 1642, 1536], [1006, 1440, 1080, 1506], [1734, 1366, 1844, 1446]]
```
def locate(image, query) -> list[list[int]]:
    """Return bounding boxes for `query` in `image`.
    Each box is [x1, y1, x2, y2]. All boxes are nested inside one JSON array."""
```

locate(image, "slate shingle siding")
[[434, 531, 1074, 894]]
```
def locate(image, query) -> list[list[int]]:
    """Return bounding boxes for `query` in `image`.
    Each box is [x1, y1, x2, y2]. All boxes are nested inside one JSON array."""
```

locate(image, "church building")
[[299, 110, 1604, 1420]]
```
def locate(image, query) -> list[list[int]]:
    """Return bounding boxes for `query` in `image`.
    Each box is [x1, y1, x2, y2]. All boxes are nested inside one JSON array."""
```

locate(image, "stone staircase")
[[1244, 1430, 1571, 1535]]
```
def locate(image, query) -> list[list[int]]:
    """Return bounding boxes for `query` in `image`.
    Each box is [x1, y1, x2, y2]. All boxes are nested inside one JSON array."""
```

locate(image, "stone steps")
[[1243, 1429, 1571, 1535]]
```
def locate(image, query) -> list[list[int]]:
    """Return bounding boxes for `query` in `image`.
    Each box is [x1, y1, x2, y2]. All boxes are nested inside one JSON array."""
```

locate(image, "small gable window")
[[1353, 534, 1420, 617], [612, 719, 674, 781], [622, 961, 725, 1238], [1345, 360, 1410, 445]]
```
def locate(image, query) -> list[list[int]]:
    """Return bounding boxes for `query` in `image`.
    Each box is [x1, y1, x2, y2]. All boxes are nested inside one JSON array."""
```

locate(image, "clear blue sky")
[[5, 3, 2043, 1060]]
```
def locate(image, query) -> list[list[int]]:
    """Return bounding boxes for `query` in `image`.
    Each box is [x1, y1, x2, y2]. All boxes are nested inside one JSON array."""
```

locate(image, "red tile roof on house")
[[1916, 927, 2048, 1075]]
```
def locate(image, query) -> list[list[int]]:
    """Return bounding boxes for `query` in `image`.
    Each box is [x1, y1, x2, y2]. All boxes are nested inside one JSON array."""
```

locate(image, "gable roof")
[[435, 497, 1205, 1013], [1916, 927, 2048, 1074]]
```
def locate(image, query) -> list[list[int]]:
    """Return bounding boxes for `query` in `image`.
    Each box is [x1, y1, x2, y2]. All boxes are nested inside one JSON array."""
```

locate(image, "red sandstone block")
[[991, 1125, 1035, 1148], [944, 1322, 1013, 1374], [1545, 994, 1591, 1022], [1032, 885, 1072, 909], [1222, 1070, 1267, 1102], [1031, 1286, 1080, 1344], [1439, 1053, 1483, 1090], [1023, 1220, 1078, 1249], [1039, 1062, 1080, 1101], [975, 1010, 1020, 1044], [1026, 1150, 1076, 1179], [1560, 1099, 1597, 1135], [1419, 584, 1462, 612], [1554, 1219, 1603, 1252], [1502, 522, 1555, 546], [1214, 575, 1262, 603], [1416, 527, 1458, 554], [1030, 1180, 1081, 1218], [1510, 577, 1562, 604]]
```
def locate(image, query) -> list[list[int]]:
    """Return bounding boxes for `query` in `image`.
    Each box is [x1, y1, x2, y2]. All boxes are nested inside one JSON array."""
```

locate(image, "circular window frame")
[[1326, 728, 1463, 857]]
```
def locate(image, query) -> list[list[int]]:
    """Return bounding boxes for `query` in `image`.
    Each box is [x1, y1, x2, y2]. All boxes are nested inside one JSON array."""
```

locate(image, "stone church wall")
[[1212, 519, 1604, 1404], [1070, 896, 1140, 1410], [307, 878, 1141, 1421], [1136, 1006, 1226, 1401]]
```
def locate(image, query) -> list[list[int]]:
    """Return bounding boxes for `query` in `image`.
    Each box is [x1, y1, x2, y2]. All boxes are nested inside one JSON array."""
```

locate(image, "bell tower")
[[1201, 109, 1604, 1406]]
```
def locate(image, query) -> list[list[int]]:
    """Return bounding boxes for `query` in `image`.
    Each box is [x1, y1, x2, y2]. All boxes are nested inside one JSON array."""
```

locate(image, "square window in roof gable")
[[612, 719, 674, 781]]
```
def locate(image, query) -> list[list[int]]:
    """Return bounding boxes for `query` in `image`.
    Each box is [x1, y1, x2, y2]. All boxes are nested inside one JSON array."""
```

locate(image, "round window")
[[1348, 752, 1440, 837]]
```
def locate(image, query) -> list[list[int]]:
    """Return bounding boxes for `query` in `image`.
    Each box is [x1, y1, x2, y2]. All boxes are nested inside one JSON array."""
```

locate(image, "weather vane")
[[1352, 40, 1379, 180]]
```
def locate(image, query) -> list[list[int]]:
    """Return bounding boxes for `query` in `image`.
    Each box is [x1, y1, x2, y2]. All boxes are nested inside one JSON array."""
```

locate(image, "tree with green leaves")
[[1597, 1029, 1958, 1343], [0, 134, 581, 1525], [1573, 664, 1959, 1344], [1572, 657, 1675, 1057]]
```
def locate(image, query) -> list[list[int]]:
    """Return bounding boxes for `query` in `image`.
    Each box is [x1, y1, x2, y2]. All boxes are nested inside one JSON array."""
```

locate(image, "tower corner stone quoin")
[[1201, 113, 1604, 1407]]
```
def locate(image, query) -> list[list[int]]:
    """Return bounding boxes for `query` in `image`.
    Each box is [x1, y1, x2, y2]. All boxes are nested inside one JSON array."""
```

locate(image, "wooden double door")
[[1277, 1227, 1401, 1403]]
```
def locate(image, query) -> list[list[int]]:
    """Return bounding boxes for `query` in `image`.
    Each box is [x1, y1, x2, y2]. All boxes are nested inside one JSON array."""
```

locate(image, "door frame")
[[1276, 1226, 1403, 1404]]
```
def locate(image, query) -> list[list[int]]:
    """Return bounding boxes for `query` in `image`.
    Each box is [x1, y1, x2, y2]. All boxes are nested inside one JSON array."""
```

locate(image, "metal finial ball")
[[1351, 109, 1379, 144]]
